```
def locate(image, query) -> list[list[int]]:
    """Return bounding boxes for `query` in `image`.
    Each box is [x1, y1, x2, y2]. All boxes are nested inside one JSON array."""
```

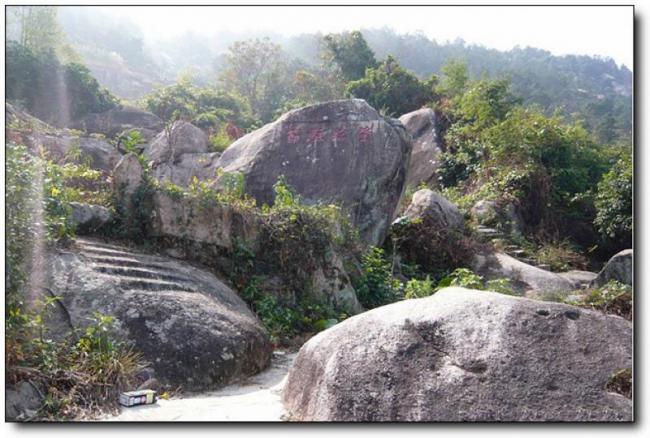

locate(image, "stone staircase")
[[75, 238, 199, 294], [474, 225, 551, 271]]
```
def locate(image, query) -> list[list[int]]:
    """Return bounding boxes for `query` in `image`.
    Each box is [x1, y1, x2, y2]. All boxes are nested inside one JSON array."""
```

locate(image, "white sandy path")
[[106, 351, 295, 422]]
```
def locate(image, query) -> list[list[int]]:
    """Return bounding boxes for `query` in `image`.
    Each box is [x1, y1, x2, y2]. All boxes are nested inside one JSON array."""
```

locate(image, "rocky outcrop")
[[46, 238, 272, 390], [23, 132, 122, 173], [591, 249, 633, 287], [113, 153, 145, 198], [398, 189, 464, 231], [7, 102, 123, 172], [6, 381, 45, 421], [399, 108, 442, 187], [145, 120, 209, 164], [150, 192, 362, 314], [72, 105, 163, 139], [471, 199, 524, 235], [214, 99, 412, 245], [69, 202, 112, 234], [472, 252, 576, 298], [151, 152, 222, 187], [558, 270, 598, 289], [283, 287, 632, 422]]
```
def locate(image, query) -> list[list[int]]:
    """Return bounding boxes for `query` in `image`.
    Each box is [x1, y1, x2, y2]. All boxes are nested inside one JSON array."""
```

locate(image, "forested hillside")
[[52, 8, 632, 144]]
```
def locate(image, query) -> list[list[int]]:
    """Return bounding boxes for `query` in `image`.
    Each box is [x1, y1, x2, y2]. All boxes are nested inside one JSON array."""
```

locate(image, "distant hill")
[[57, 9, 632, 143]]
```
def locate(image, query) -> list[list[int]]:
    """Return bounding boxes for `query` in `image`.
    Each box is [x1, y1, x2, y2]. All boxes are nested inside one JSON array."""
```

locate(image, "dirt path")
[[107, 351, 295, 422]]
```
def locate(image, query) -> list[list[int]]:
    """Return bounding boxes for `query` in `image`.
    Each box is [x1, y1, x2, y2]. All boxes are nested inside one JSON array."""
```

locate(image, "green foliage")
[[322, 30, 378, 81], [241, 278, 343, 344], [208, 125, 233, 152], [534, 240, 588, 272], [565, 280, 632, 320], [273, 175, 300, 209], [594, 154, 632, 245], [436, 268, 484, 290], [437, 59, 469, 98], [143, 75, 255, 131], [356, 247, 403, 308], [484, 278, 517, 296], [6, 299, 144, 420], [403, 276, 435, 299], [218, 38, 294, 123], [346, 55, 436, 116], [6, 42, 117, 124]]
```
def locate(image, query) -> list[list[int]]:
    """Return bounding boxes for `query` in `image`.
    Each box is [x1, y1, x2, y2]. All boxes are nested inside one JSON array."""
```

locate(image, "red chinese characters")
[[357, 126, 373, 143], [287, 127, 301, 144], [331, 127, 347, 142], [308, 127, 326, 143]]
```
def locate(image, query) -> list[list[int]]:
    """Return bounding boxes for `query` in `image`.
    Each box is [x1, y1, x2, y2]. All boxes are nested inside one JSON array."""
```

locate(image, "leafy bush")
[[565, 280, 632, 320], [403, 276, 435, 299], [355, 247, 403, 308], [534, 240, 588, 271], [436, 268, 483, 290], [346, 55, 436, 116], [208, 125, 233, 152], [6, 301, 145, 420], [594, 153, 632, 246], [6, 42, 117, 124]]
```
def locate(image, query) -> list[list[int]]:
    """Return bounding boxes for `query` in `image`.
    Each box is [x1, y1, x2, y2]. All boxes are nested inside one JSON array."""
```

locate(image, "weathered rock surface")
[[23, 132, 122, 173], [398, 188, 464, 231], [72, 105, 163, 139], [46, 238, 272, 390], [69, 202, 112, 234], [558, 270, 598, 289], [145, 120, 209, 164], [151, 152, 221, 187], [113, 153, 144, 198], [399, 108, 442, 187], [472, 252, 576, 297], [150, 192, 362, 314], [283, 287, 632, 422], [6, 381, 44, 421], [591, 249, 633, 287], [471, 199, 524, 234], [214, 99, 412, 245]]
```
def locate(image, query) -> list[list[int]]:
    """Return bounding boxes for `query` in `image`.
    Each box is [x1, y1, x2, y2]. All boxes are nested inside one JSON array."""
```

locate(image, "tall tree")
[[218, 38, 293, 123], [322, 31, 378, 82]]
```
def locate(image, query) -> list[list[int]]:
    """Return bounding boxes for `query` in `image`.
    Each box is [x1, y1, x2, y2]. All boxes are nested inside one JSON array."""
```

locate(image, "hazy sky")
[[95, 5, 633, 68]]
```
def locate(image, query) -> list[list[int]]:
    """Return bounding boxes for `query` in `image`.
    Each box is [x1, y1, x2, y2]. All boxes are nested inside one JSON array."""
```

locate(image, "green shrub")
[[594, 154, 632, 245], [436, 268, 483, 290], [535, 240, 587, 271], [208, 125, 232, 152], [566, 280, 632, 320], [485, 278, 518, 296], [355, 247, 403, 308], [404, 276, 435, 299]]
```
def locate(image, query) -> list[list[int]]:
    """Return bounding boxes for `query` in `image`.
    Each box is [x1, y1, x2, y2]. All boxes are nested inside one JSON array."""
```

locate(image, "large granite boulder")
[[6, 381, 45, 421], [45, 238, 272, 391], [591, 249, 633, 287], [399, 189, 463, 231], [113, 153, 144, 198], [472, 252, 577, 298], [72, 105, 163, 139], [23, 132, 122, 173], [283, 287, 632, 422], [151, 151, 221, 187], [145, 120, 209, 165], [213, 99, 412, 245], [399, 108, 442, 187]]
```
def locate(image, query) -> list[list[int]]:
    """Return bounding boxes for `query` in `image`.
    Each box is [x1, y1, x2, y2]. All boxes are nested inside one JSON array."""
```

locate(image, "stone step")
[[101, 275, 196, 293], [92, 264, 194, 284], [509, 249, 527, 256], [84, 255, 173, 271], [76, 239, 135, 252], [78, 246, 140, 258]]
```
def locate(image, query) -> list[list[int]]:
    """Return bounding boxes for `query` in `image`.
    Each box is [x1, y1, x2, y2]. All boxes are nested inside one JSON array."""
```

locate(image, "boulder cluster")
[[6, 100, 632, 422]]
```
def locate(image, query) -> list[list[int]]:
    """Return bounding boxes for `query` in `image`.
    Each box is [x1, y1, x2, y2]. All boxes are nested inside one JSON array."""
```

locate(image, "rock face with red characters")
[[214, 99, 412, 245]]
